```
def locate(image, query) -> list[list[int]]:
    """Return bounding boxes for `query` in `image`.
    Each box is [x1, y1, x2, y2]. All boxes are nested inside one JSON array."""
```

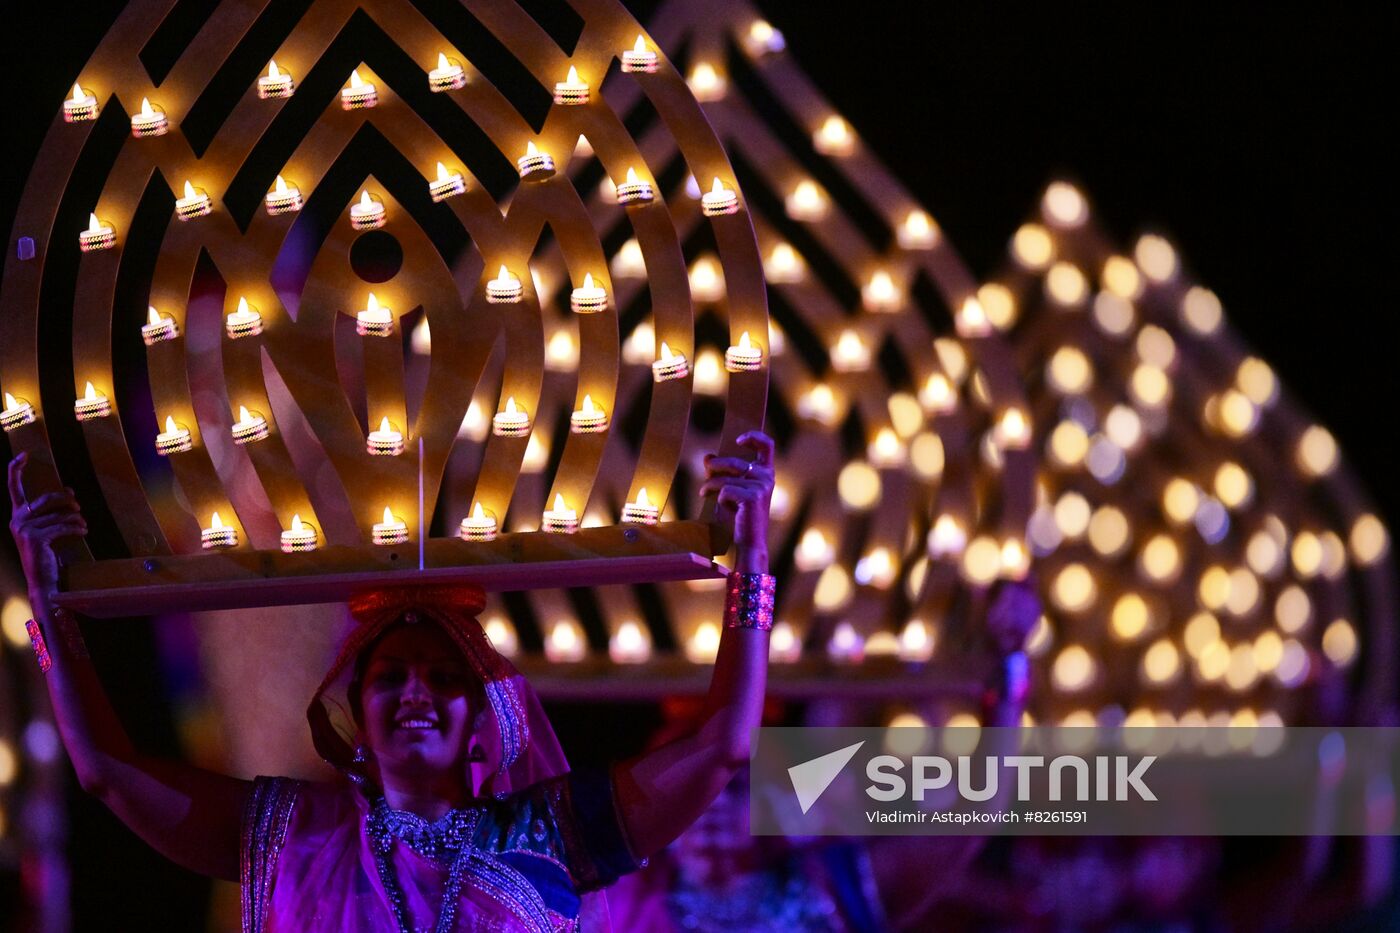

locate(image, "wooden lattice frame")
[[0, 0, 771, 615], [994, 181, 1396, 723]]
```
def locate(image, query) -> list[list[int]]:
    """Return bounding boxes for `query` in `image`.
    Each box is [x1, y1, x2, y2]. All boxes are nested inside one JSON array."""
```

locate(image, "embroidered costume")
[[240, 585, 641, 932]]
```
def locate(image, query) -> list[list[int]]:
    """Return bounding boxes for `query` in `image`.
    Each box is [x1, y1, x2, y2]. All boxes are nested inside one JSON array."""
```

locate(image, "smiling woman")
[[247, 586, 631, 932]]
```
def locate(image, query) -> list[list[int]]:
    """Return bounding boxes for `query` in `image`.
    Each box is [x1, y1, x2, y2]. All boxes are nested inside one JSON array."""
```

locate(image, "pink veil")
[[306, 584, 568, 798]]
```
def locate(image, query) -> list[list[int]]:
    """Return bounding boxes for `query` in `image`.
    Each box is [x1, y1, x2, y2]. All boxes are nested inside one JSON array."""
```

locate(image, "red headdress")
[[306, 584, 568, 798]]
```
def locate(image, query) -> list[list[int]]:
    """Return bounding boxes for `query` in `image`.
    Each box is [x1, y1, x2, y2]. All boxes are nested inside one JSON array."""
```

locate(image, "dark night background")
[[1, 2, 1395, 929]]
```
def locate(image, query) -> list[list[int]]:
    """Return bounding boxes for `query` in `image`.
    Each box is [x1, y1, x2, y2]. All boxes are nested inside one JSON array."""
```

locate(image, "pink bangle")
[[723, 572, 776, 631], [26, 619, 52, 673]]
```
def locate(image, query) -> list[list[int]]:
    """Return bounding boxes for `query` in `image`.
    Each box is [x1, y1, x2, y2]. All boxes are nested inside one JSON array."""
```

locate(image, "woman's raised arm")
[[8, 453, 249, 880], [611, 432, 775, 859]]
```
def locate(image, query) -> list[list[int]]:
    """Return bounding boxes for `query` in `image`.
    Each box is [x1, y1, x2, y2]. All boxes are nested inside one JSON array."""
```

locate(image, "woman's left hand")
[[697, 431, 775, 563]]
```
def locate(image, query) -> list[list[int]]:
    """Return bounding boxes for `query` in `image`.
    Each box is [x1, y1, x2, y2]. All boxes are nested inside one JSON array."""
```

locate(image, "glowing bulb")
[[70, 83, 84, 103], [183, 180, 197, 200], [211, 511, 225, 530], [164, 415, 178, 434]]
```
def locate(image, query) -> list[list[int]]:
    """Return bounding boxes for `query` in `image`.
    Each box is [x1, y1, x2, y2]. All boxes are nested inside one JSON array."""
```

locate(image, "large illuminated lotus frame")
[[0, 0, 774, 615]]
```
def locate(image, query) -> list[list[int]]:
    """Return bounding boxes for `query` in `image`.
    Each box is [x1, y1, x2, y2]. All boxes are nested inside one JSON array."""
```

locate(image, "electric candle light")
[[1001, 537, 1031, 578], [855, 547, 897, 588], [785, 180, 827, 221], [569, 273, 608, 314], [621, 35, 658, 73], [700, 178, 738, 217], [687, 623, 721, 664], [175, 180, 212, 221], [154, 415, 192, 455], [541, 494, 579, 534], [622, 487, 660, 525], [355, 292, 394, 337], [231, 405, 269, 445], [459, 503, 498, 542], [486, 265, 522, 303], [225, 297, 263, 339], [142, 306, 179, 344], [869, 428, 905, 467], [201, 512, 238, 549], [72, 382, 110, 421], [546, 620, 586, 662], [830, 329, 871, 372], [862, 270, 901, 312], [688, 257, 723, 303], [765, 243, 804, 283], [1, 393, 35, 432], [124, 97, 168, 139], [553, 65, 589, 105], [428, 53, 466, 91], [995, 407, 1032, 449], [794, 528, 835, 572], [279, 514, 318, 553], [688, 62, 725, 101], [615, 166, 654, 205], [898, 210, 939, 249], [652, 341, 689, 382], [692, 350, 725, 395], [492, 397, 530, 437], [569, 395, 608, 434], [797, 383, 839, 425], [928, 514, 968, 558], [349, 190, 386, 229], [612, 239, 646, 279], [428, 161, 466, 202], [78, 213, 115, 252], [813, 115, 854, 156], [828, 623, 864, 664], [899, 619, 935, 662], [516, 141, 555, 179], [724, 331, 763, 372], [257, 60, 294, 99], [264, 175, 302, 215], [63, 82, 99, 122], [919, 373, 956, 413], [746, 19, 786, 54], [955, 296, 992, 338], [367, 416, 405, 456], [372, 507, 408, 545], [340, 69, 377, 109], [769, 621, 802, 663], [609, 621, 651, 664]]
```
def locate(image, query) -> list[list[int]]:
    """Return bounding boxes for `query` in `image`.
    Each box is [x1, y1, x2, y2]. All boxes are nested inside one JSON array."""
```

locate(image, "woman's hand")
[[8, 452, 87, 600], [697, 431, 775, 570]]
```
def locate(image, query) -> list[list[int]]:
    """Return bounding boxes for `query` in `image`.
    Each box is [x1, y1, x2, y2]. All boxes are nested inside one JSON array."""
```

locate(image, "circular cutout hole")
[[350, 231, 403, 283]]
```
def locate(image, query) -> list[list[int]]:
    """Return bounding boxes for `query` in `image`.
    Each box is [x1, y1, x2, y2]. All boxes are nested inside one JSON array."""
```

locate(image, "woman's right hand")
[[7, 452, 87, 600]]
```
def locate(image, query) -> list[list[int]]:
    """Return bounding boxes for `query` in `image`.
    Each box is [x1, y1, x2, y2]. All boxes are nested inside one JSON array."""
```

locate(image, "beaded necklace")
[[367, 796, 482, 933]]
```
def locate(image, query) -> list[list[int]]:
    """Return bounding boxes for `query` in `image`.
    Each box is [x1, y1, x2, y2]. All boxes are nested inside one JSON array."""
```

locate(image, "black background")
[[1, 2, 1395, 929]]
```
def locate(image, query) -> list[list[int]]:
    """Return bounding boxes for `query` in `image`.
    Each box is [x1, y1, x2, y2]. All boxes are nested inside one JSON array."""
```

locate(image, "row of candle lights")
[[189, 483, 664, 554], [480, 613, 935, 666], [77, 157, 685, 249]]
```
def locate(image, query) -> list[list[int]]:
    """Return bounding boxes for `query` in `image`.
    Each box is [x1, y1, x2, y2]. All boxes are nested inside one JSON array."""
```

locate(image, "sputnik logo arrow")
[[788, 741, 865, 814]]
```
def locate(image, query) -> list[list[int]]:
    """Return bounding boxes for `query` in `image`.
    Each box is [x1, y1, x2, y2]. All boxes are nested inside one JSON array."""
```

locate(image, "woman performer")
[[6, 431, 777, 932]]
